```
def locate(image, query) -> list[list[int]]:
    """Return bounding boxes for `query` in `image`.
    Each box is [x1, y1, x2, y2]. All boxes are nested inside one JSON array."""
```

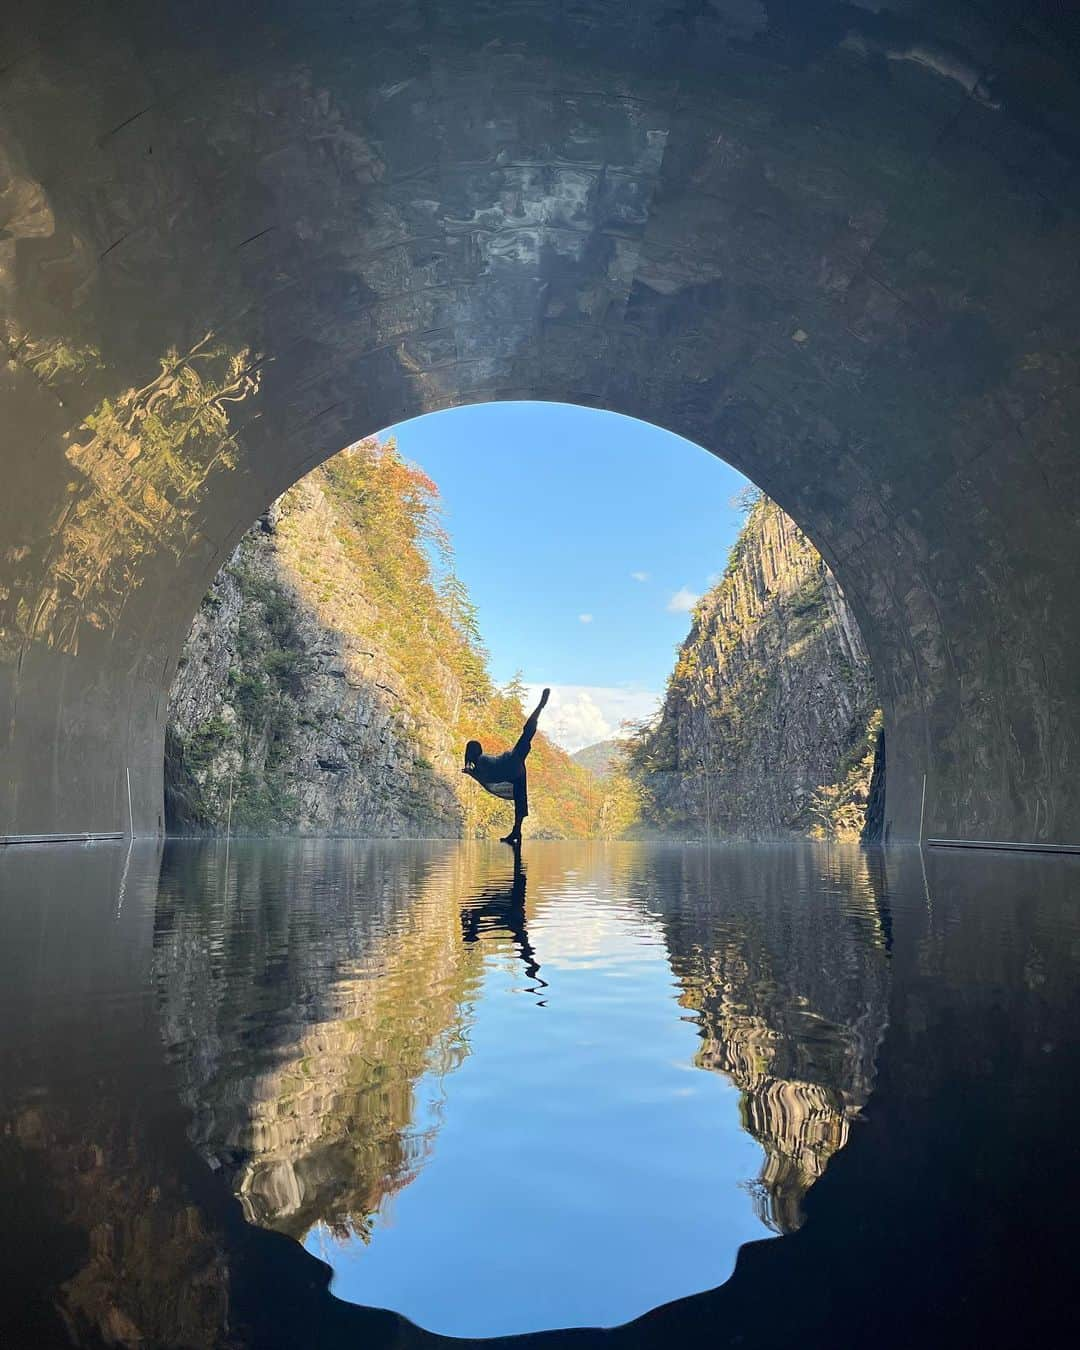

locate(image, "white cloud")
[[630, 570, 650, 582], [667, 586, 700, 613], [578, 613, 594, 624], [523, 684, 662, 753]]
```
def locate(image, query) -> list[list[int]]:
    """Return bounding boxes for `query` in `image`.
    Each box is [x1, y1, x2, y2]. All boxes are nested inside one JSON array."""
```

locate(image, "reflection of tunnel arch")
[[3, 1, 1079, 843]]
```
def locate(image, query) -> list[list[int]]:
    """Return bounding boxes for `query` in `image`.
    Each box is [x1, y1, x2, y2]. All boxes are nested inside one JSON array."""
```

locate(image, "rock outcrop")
[[167, 475, 464, 836], [630, 496, 880, 840]]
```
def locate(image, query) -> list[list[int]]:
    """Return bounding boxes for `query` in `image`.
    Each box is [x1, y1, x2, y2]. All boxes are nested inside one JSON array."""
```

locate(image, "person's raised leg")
[[512, 687, 550, 761]]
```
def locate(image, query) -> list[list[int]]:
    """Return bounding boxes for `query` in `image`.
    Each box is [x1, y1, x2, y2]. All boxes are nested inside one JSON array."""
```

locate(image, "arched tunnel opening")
[[159, 400, 888, 845]]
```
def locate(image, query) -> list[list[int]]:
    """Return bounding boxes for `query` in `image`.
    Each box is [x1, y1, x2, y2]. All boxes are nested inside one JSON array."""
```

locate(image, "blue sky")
[[388, 403, 750, 751]]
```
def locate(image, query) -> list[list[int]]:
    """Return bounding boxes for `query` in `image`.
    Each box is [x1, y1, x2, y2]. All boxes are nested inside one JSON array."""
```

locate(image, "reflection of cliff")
[[688, 980, 873, 1234], [152, 839, 889, 1261], [612, 845, 891, 1232], [153, 842, 500, 1243]]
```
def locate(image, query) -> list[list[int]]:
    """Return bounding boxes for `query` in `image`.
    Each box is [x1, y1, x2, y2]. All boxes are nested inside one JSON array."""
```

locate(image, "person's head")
[[464, 739, 482, 772]]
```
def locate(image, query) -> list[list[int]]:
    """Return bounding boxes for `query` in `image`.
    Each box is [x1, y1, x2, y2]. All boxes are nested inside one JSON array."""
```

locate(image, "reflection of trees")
[[609, 844, 891, 1233], [153, 839, 889, 1256], [153, 841, 496, 1242], [14, 335, 258, 654]]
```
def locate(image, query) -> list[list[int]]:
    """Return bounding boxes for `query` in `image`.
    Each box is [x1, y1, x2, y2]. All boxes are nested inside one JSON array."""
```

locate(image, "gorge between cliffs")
[[166, 440, 883, 843]]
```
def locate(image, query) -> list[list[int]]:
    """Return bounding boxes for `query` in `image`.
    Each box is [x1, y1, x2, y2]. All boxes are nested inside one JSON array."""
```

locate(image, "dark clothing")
[[468, 749, 529, 816], [466, 713, 540, 817], [464, 690, 548, 843]]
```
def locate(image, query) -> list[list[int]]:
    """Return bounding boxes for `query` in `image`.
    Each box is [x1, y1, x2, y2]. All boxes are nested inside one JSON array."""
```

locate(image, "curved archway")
[[3, 0, 1078, 842]]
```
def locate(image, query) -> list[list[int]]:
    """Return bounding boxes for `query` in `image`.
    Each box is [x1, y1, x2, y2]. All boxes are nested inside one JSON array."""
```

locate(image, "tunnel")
[[2, 0, 1078, 845]]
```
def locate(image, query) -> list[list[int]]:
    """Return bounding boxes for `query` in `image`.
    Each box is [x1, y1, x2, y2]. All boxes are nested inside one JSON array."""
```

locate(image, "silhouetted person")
[[463, 687, 550, 845], [460, 846, 546, 995]]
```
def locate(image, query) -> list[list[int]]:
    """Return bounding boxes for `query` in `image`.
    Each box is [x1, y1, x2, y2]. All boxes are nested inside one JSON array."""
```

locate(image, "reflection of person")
[[460, 846, 546, 994], [463, 688, 550, 845]]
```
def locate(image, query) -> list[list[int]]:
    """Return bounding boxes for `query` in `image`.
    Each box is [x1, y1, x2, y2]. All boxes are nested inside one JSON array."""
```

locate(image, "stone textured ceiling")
[[2, 0, 1079, 841]]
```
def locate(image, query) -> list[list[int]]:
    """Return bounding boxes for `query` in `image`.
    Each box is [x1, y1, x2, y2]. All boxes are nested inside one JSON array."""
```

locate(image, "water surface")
[[152, 841, 891, 1335], [1, 839, 1077, 1348]]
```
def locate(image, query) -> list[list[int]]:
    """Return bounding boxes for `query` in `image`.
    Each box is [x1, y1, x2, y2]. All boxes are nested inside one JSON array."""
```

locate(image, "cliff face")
[[631, 497, 880, 840], [166, 441, 595, 837], [167, 477, 463, 836]]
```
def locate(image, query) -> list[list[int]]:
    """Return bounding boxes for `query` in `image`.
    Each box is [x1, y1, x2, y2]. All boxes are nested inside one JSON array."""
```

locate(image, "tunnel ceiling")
[[2, 0, 1080, 843]]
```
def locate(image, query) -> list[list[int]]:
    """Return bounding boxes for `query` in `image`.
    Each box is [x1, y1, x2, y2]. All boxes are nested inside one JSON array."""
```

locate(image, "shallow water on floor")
[[1, 839, 1078, 1345]]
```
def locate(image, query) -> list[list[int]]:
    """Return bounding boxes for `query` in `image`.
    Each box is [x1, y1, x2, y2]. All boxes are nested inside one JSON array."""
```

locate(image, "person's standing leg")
[[504, 689, 544, 844], [501, 776, 528, 844]]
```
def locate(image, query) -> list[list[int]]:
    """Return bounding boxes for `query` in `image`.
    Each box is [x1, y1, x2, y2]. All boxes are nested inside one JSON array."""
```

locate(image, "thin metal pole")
[[1, 832, 123, 846], [223, 772, 233, 890], [918, 772, 927, 846], [927, 838, 1080, 855], [116, 837, 134, 918], [126, 767, 134, 839], [704, 760, 712, 847]]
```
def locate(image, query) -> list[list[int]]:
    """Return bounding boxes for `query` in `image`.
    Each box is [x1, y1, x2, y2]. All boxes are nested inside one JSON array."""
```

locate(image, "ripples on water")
[[1, 839, 1078, 1345]]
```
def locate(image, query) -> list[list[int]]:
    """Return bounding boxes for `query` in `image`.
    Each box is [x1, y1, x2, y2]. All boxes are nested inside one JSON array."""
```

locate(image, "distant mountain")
[[572, 739, 626, 779]]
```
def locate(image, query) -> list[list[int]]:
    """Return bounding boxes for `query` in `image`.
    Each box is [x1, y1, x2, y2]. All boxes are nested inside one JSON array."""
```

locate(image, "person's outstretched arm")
[[514, 687, 550, 759]]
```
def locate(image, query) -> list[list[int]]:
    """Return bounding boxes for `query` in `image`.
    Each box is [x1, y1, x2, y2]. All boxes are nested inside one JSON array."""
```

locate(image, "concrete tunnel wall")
[[1, 0, 1079, 844]]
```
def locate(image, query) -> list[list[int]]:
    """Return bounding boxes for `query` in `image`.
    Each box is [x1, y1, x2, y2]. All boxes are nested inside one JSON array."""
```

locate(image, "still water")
[[1, 839, 1078, 1347]]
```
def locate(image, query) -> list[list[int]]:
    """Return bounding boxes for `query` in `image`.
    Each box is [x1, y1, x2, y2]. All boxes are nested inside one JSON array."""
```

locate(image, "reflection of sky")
[[528, 893, 665, 970], [305, 885, 770, 1337]]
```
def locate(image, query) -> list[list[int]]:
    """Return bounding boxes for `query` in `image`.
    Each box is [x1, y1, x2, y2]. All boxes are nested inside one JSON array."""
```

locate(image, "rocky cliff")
[[167, 476, 461, 836], [629, 496, 881, 840], [166, 439, 595, 837]]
